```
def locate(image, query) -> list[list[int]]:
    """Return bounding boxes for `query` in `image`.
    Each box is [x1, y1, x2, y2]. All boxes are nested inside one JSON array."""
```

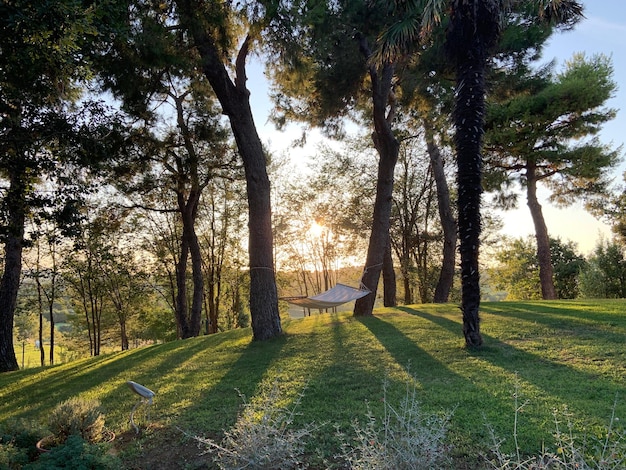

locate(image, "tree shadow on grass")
[[0, 333, 238, 428], [173, 332, 288, 434], [396, 306, 625, 417], [480, 302, 626, 345], [354, 313, 512, 461]]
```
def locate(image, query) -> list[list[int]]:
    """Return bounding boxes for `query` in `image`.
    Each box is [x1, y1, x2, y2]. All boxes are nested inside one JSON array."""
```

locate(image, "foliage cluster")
[[578, 239, 626, 299], [46, 397, 107, 446], [486, 235, 626, 301], [0, 401, 133, 469], [25, 435, 121, 470], [488, 236, 587, 300], [0, 420, 44, 468]]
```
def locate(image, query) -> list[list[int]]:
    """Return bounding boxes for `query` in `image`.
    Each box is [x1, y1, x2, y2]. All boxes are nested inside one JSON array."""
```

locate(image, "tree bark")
[[526, 163, 557, 299], [353, 61, 400, 316], [176, 1, 281, 340], [403, 270, 412, 305], [446, 0, 499, 347], [424, 121, 457, 303], [174, 227, 191, 337], [0, 168, 25, 372], [48, 300, 55, 366], [382, 241, 397, 307], [174, 198, 204, 338], [120, 319, 129, 351], [455, 55, 484, 347]]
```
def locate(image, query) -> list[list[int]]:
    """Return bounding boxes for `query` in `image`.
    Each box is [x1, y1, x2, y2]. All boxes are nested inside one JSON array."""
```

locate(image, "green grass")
[[11, 342, 74, 370], [1, 300, 625, 469]]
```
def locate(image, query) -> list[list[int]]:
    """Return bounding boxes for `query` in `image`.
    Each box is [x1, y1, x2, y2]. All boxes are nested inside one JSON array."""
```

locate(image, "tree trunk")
[[36, 266, 45, 367], [455, 57, 484, 347], [173, 189, 204, 338], [382, 241, 397, 307], [39, 310, 45, 367], [176, 1, 281, 340], [403, 272, 412, 305], [526, 163, 557, 299], [121, 320, 129, 350], [447, 0, 499, 347], [174, 232, 191, 337], [424, 121, 457, 303], [188, 205, 204, 337], [0, 169, 26, 372], [354, 56, 400, 316], [207, 278, 218, 334], [231, 99, 281, 340], [49, 302, 55, 366]]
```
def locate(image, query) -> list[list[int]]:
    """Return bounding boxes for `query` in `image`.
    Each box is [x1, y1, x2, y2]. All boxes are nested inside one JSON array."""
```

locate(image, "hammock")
[[282, 283, 370, 309]]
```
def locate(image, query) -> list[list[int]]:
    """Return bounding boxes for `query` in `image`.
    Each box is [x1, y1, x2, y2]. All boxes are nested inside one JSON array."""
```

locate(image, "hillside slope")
[[1, 300, 625, 469]]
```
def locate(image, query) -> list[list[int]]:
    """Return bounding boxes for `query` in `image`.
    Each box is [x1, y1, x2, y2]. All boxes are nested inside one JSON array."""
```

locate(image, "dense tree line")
[[2, 0, 622, 372]]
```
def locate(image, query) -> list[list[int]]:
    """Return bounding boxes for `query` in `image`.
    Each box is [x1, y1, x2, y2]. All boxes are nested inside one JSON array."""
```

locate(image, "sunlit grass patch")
[[0, 300, 624, 468]]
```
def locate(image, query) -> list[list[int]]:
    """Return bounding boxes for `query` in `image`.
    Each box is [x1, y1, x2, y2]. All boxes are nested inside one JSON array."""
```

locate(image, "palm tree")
[[447, 0, 583, 346], [444, 0, 501, 347], [377, 0, 583, 347]]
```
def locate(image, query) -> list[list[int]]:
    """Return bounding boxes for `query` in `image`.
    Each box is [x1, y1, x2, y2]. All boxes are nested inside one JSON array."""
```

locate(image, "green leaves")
[[484, 53, 619, 205]]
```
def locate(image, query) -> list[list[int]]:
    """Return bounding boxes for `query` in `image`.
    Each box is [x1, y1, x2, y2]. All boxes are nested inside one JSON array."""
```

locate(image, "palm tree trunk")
[[447, 0, 500, 347], [526, 163, 557, 299], [455, 61, 484, 347]]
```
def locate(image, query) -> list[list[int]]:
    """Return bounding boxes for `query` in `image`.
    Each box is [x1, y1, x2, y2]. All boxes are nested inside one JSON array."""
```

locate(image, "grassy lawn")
[[1, 300, 624, 469]]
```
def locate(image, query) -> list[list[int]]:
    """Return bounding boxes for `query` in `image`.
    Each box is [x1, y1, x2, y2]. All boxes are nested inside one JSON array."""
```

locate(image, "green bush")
[[0, 420, 46, 468], [24, 435, 120, 470], [0, 441, 26, 470], [47, 398, 106, 446]]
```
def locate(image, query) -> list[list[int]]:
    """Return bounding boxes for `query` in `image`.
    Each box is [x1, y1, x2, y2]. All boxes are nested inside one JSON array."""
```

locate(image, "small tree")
[[489, 236, 584, 300], [579, 239, 626, 299], [551, 238, 586, 299], [390, 136, 444, 304], [489, 237, 541, 301]]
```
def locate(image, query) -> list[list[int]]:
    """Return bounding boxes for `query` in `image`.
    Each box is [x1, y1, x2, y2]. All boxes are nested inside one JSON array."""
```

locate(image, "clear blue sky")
[[249, 1, 626, 255]]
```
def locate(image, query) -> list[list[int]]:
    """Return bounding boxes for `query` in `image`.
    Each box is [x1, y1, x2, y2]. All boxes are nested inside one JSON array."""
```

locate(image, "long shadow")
[[0, 335, 227, 425], [173, 332, 288, 433], [354, 314, 519, 457], [480, 303, 626, 345], [357, 314, 474, 391], [397, 306, 625, 413], [482, 300, 626, 322]]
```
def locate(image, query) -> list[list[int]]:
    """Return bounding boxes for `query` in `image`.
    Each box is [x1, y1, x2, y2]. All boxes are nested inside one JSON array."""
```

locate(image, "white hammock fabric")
[[282, 283, 370, 309]]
